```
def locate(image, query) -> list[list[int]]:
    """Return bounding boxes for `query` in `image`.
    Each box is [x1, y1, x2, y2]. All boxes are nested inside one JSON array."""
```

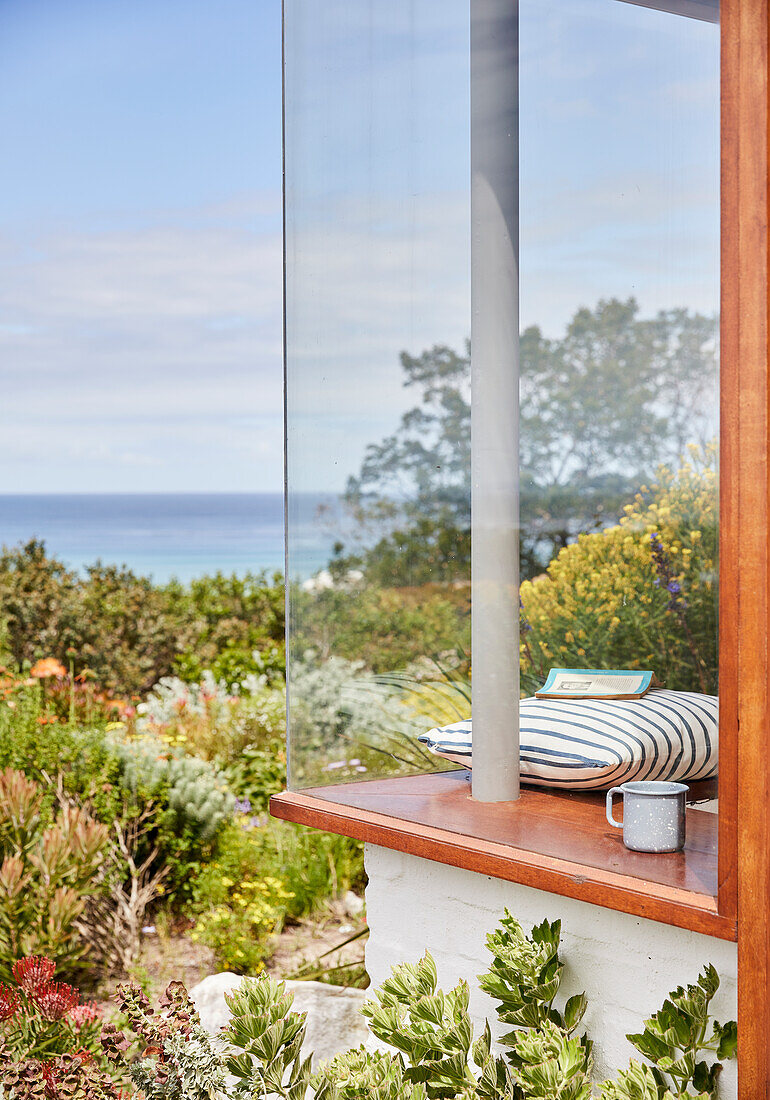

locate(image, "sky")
[[0, 0, 283, 493], [0, 0, 719, 496], [286, 0, 719, 493]]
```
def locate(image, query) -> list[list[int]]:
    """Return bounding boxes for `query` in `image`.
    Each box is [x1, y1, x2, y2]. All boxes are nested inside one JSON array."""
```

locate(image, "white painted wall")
[[364, 844, 738, 1097]]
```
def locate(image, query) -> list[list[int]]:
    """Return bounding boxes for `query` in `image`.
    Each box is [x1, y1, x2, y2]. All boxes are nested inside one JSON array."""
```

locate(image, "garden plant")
[[0, 911, 737, 1100]]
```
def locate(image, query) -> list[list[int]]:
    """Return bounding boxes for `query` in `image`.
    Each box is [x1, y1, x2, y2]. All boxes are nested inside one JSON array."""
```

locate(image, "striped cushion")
[[417, 689, 718, 790]]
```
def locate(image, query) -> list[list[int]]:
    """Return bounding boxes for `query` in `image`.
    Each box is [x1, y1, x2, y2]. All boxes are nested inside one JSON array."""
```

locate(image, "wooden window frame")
[[722, 1, 770, 1094], [275, 1, 770, 1091]]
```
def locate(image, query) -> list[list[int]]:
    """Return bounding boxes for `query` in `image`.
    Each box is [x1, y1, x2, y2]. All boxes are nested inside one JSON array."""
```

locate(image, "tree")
[[340, 297, 717, 582]]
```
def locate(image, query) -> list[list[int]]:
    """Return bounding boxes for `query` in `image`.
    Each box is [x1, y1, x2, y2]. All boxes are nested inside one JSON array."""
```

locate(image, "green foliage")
[[292, 583, 469, 675], [117, 737, 234, 847], [520, 451, 717, 695], [619, 965, 736, 1099], [0, 541, 82, 673], [0, 682, 122, 820], [362, 953, 486, 1098], [138, 670, 287, 811], [0, 684, 234, 908], [599, 1060, 672, 1100], [224, 974, 314, 1099], [172, 571, 285, 686], [104, 981, 224, 1100], [286, 654, 440, 788], [315, 1047, 429, 1100], [0, 541, 285, 697], [87, 908, 736, 1100], [479, 913, 587, 1042], [510, 1022, 593, 1100], [0, 770, 109, 979], [112, 735, 234, 901], [477, 912, 591, 1097], [340, 299, 717, 583], [191, 818, 365, 974]]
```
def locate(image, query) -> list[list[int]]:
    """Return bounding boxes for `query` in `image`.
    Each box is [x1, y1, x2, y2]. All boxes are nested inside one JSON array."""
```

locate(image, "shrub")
[[172, 571, 285, 686], [102, 981, 223, 1100], [288, 654, 437, 787], [190, 816, 364, 973], [138, 671, 286, 810], [0, 682, 234, 925], [88, 909, 736, 1100], [113, 735, 234, 903], [0, 770, 109, 980], [520, 449, 718, 696], [0, 956, 103, 1061], [292, 583, 470, 675], [0, 541, 285, 698]]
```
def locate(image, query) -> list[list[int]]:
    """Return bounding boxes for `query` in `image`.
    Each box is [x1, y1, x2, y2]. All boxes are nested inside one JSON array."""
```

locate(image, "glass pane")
[[284, 2, 471, 788], [518, 0, 720, 712]]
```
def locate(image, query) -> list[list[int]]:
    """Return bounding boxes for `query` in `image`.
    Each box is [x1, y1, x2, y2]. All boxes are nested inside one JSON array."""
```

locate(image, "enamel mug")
[[606, 780, 689, 853]]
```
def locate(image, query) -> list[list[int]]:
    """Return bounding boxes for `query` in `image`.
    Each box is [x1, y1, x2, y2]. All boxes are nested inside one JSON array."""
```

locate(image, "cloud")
[[0, 195, 284, 492]]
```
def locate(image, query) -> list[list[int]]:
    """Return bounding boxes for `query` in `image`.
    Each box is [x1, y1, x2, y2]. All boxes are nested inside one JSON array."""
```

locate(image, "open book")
[[535, 667, 664, 701]]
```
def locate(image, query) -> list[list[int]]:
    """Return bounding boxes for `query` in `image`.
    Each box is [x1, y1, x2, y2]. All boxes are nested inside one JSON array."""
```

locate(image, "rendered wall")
[[364, 844, 738, 1096]]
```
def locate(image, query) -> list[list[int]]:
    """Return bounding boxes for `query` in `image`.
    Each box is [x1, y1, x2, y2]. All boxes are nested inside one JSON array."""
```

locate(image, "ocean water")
[[0, 493, 338, 583]]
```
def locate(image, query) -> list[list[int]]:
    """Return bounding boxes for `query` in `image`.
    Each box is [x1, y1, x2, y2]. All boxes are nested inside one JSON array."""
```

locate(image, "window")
[[279, 0, 732, 943]]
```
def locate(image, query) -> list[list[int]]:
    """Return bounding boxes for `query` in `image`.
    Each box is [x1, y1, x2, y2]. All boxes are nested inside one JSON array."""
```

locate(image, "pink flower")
[[69, 1001, 101, 1028]]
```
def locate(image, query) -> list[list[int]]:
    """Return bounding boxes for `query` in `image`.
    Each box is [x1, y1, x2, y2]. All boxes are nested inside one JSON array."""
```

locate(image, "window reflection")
[[284, 0, 719, 790]]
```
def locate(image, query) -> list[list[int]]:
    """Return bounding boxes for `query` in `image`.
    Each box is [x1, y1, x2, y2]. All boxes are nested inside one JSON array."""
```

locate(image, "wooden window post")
[[723, 1, 770, 1095]]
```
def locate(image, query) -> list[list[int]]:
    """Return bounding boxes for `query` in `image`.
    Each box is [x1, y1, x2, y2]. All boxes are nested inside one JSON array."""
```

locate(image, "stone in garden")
[[189, 972, 370, 1066], [341, 890, 365, 917]]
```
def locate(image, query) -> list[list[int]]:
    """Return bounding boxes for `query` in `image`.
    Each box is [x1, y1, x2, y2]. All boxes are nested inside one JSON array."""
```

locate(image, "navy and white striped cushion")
[[417, 690, 718, 790]]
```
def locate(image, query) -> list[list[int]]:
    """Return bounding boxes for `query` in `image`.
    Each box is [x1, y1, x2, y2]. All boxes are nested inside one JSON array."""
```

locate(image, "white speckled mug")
[[606, 780, 689, 853]]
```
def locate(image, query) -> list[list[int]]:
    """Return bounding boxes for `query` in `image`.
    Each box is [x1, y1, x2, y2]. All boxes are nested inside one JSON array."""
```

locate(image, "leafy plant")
[[602, 965, 737, 1100], [190, 817, 365, 973], [287, 654, 438, 788], [0, 1051, 124, 1100], [102, 981, 223, 1100], [0, 540, 285, 698], [138, 670, 287, 811], [0, 769, 109, 979], [362, 952, 511, 1098], [315, 1047, 428, 1100], [224, 974, 314, 1099], [292, 584, 470, 676], [479, 912, 589, 1049], [0, 956, 102, 1062], [78, 909, 736, 1100], [520, 449, 717, 696]]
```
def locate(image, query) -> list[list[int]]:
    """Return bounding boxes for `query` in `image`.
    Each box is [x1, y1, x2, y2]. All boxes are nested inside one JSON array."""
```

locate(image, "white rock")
[[189, 973, 370, 1067], [342, 890, 365, 918]]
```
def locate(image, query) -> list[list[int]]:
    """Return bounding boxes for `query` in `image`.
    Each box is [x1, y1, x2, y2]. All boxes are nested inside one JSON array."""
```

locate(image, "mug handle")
[[606, 787, 624, 829]]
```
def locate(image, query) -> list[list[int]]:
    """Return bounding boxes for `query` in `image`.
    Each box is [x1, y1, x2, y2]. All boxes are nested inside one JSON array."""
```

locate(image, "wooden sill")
[[270, 771, 736, 942]]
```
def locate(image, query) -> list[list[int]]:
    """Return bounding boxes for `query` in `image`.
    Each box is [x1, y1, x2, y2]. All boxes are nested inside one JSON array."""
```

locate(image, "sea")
[[0, 493, 340, 583]]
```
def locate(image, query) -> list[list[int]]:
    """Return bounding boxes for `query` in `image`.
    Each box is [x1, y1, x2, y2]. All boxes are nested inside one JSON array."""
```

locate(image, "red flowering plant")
[[0, 956, 102, 1061]]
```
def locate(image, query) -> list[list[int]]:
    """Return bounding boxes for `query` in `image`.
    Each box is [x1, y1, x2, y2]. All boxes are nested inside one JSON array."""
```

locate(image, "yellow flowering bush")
[[191, 874, 294, 973], [520, 446, 718, 695], [191, 814, 364, 973]]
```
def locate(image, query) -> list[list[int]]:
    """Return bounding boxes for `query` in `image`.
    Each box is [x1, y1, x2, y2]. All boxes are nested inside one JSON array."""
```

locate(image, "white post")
[[470, 0, 520, 802]]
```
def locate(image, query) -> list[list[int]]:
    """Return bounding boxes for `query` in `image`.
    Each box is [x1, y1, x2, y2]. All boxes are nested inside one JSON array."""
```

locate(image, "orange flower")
[[29, 659, 67, 680]]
